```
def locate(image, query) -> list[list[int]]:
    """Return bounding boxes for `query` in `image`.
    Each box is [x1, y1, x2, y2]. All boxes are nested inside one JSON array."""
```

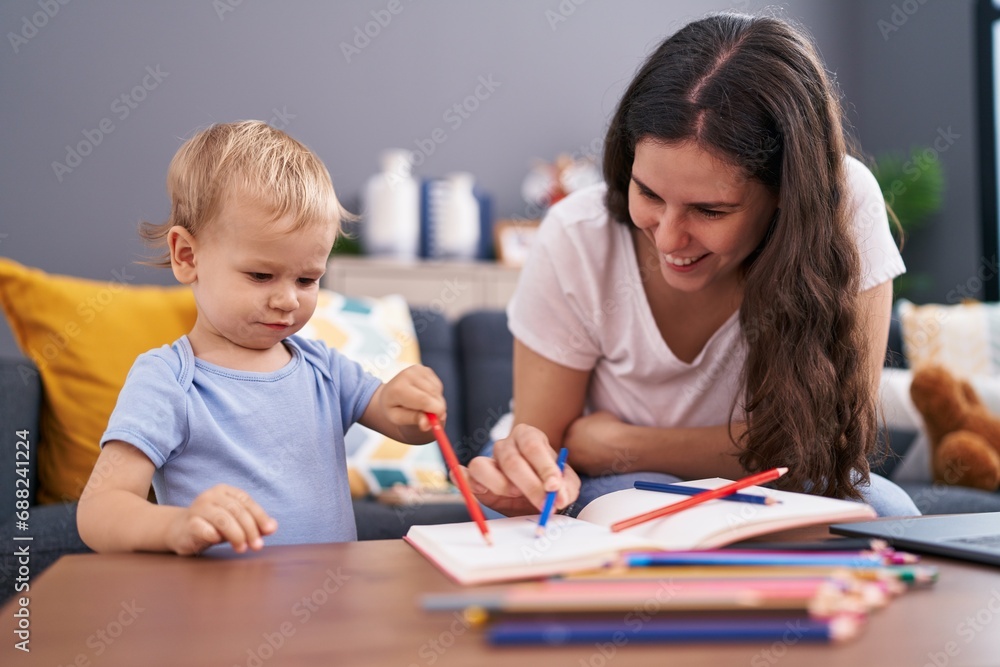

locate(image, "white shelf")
[[323, 256, 521, 319]]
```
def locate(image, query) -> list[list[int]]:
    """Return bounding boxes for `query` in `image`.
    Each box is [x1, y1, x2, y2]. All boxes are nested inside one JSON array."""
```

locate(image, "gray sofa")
[[3, 308, 1000, 604]]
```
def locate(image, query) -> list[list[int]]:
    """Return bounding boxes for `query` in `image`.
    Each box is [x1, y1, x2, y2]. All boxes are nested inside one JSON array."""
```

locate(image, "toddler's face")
[[189, 198, 335, 353]]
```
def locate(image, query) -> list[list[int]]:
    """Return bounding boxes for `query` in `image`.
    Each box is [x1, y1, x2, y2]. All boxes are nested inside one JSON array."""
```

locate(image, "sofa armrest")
[[0, 356, 40, 512], [410, 307, 463, 448], [871, 427, 919, 479], [455, 310, 513, 465], [885, 313, 906, 369]]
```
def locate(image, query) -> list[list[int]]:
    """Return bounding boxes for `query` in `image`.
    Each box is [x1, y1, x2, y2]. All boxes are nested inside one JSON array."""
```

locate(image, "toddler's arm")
[[77, 441, 276, 555], [359, 364, 446, 444]]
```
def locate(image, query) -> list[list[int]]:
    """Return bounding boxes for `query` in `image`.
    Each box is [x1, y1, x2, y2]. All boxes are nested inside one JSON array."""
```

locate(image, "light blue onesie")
[[102, 334, 381, 545]]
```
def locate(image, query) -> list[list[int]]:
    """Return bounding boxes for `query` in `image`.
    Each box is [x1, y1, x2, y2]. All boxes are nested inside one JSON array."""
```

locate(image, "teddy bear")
[[909, 364, 1000, 491]]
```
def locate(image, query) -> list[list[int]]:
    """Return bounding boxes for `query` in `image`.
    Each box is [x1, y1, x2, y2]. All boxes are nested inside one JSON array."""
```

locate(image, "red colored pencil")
[[426, 413, 493, 546], [611, 467, 789, 532]]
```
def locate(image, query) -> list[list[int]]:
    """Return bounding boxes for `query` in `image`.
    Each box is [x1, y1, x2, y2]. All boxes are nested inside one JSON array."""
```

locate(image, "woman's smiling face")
[[628, 138, 779, 294]]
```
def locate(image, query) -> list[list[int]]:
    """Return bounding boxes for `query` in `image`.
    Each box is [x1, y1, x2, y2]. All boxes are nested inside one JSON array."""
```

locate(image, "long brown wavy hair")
[[603, 13, 877, 499]]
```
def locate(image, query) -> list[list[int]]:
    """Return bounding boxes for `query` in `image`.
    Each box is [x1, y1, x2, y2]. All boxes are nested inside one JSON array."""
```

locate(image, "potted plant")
[[870, 147, 945, 299]]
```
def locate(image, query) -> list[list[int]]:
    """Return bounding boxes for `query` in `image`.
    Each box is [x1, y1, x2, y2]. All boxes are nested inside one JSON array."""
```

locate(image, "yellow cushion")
[[0, 259, 197, 504]]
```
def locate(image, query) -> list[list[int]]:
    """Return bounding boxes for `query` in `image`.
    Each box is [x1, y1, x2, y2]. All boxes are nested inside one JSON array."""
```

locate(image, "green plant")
[[871, 147, 945, 239], [329, 219, 363, 256], [870, 147, 946, 299], [330, 233, 363, 256]]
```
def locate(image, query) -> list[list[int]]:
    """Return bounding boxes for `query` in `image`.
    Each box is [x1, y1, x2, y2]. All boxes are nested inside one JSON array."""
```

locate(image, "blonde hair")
[[140, 120, 351, 266]]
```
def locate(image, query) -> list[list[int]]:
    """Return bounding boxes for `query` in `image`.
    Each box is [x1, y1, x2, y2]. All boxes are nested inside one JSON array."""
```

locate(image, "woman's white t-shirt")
[[507, 156, 905, 429]]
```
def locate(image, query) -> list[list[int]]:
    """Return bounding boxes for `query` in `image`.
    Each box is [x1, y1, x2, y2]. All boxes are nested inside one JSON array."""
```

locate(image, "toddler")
[[78, 121, 446, 554]]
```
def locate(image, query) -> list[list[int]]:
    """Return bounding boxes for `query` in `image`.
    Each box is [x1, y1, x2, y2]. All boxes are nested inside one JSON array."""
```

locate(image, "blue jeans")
[[477, 441, 921, 518]]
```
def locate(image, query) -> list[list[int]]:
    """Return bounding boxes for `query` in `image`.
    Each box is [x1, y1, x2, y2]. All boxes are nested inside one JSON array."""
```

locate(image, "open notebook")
[[404, 478, 876, 585]]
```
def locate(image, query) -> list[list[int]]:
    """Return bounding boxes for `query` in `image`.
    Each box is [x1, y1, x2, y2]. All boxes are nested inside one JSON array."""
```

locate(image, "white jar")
[[434, 172, 480, 260], [362, 149, 421, 259]]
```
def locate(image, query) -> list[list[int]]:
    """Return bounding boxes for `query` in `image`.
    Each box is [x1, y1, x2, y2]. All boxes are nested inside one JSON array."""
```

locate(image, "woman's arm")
[[574, 280, 894, 480], [511, 339, 590, 448], [468, 338, 746, 515], [464, 340, 588, 515], [564, 412, 747, 479], [858, 279, 895, 386], [512, 339, 746, 479]]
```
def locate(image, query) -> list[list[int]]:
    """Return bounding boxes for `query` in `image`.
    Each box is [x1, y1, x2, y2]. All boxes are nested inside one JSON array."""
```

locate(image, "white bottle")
[[434, 172, 480, 260], [362, 149, 421, 259]]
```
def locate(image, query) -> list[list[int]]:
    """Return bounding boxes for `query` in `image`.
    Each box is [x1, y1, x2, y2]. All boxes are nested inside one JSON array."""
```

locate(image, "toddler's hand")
[[167, 484, 277, 556], [380, 364, 446, 432]]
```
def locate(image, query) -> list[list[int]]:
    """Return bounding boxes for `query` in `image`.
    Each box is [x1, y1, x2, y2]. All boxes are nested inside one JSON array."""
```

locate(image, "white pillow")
[[897, 299, 1000, 377]]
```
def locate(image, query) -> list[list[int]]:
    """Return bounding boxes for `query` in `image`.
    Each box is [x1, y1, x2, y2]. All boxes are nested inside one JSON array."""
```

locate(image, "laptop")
[[830, 513, 1000, 567]]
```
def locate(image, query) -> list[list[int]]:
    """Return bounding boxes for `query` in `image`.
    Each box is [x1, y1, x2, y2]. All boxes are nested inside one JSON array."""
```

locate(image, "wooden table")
[[3, 531, 1000, 667]]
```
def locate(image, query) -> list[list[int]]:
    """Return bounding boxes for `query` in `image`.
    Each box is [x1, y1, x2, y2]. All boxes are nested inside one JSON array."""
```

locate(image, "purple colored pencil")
[[486, 615, 861, 646]]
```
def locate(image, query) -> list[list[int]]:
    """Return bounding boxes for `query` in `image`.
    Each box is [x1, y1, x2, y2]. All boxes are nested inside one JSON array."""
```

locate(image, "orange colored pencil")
[[611, 467, 789, 532], [426, 413, 493, 546]]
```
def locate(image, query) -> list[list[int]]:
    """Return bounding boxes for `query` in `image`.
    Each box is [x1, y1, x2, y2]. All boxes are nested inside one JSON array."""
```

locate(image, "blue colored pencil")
[[486, 616, 860, 645], [634, 480, 779, 505], [535, 447, 569, 538], [624, 550, 887, 568]]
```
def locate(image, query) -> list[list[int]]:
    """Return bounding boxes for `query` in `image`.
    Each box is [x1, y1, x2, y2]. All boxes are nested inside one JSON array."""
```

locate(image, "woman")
[[466, 13, 919, 518]]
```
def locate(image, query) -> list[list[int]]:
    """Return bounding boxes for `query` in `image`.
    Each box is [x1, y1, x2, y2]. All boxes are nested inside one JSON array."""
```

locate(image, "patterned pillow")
[[299, 290, 447, 496], [897, 299, 1000, 377]]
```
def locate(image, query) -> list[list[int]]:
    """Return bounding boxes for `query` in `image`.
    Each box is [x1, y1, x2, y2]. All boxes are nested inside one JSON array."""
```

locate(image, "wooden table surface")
[[3, 531, 1000, 667]]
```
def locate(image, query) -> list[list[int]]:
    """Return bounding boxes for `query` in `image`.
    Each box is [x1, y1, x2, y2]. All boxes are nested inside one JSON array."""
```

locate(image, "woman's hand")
[[562, 410, 637, 476], [466, 423, 580, 516]]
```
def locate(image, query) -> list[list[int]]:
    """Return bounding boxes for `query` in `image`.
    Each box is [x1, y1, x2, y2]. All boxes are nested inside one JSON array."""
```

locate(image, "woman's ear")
[[167, 226, 197, 285]]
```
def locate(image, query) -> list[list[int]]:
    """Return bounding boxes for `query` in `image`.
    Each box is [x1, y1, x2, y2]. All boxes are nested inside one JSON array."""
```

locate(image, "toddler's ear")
[[167, 226, 197, 284]]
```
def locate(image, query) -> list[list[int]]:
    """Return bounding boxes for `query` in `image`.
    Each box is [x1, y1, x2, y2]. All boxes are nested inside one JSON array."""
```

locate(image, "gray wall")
[[0, 0, 980, 358], [853, 0, 981, 305]]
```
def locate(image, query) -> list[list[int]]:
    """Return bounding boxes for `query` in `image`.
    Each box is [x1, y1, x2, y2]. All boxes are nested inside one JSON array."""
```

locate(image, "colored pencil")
[[611, 467, 789, 532], [537, 571, 893, 608], [426, 412, 492, 546], [422, 579, 867, 615], [634, 481, 779, 505], [485, 615, 862, 645], [724, 538, 890, 552], [622, 550, 903, 568], [536, 447, 569, 538], [563, 563, 936, 587]]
